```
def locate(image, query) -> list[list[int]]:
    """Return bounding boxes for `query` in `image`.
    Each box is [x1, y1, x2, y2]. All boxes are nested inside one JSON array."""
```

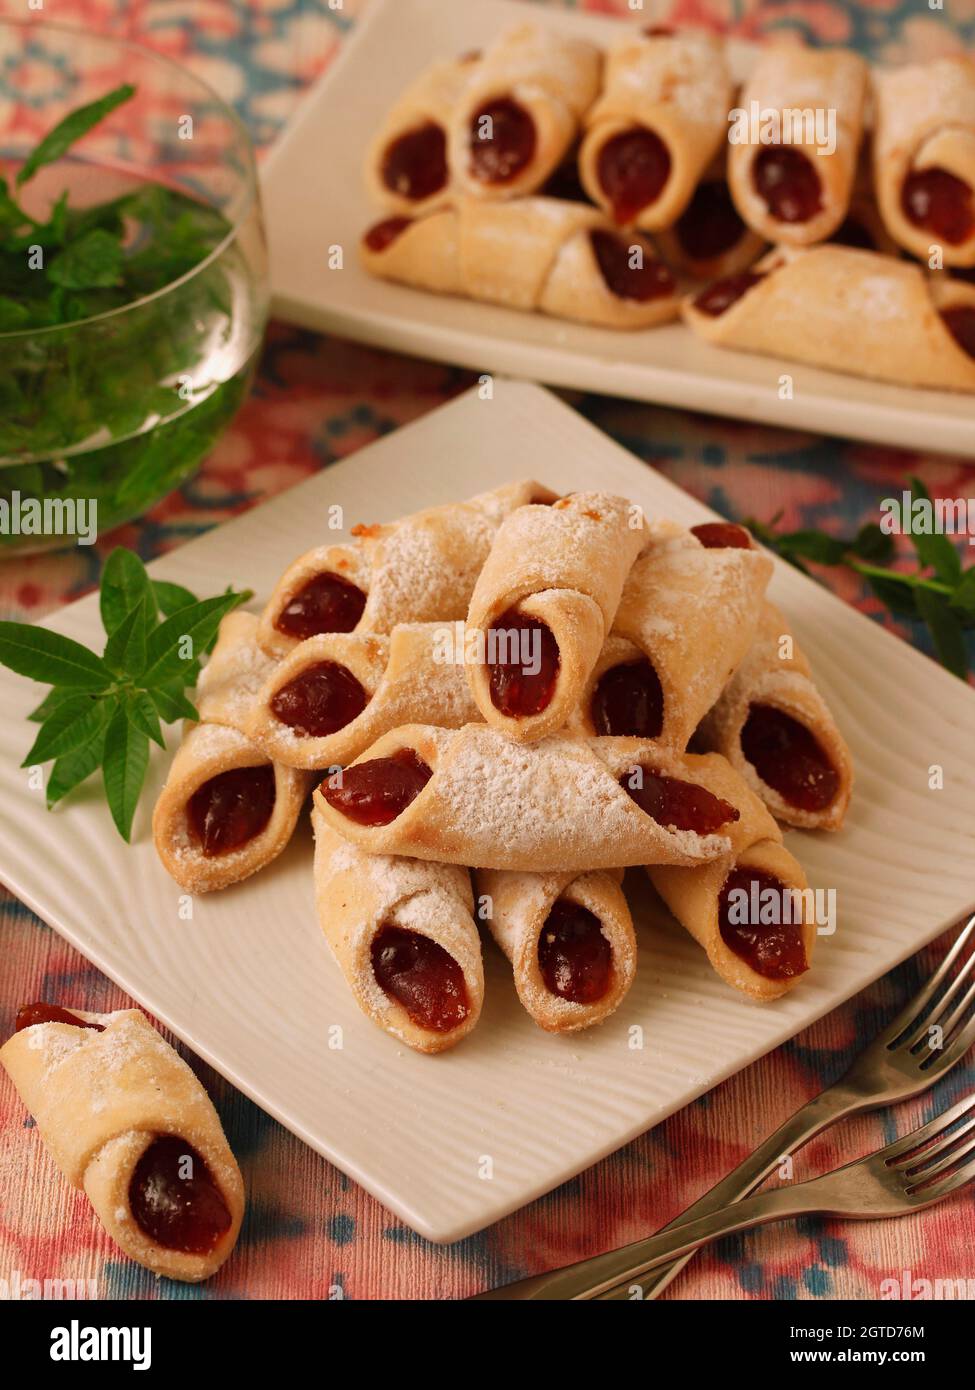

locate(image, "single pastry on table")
[[314, 724, 741, 872], [683, 245, 975, 391], [872, 55, 975, 268], [728, 44, 868, 246], [312, 812, 483, 1053], [247, 621, 480, 770], [465, 491, 647, 742], [570, 519, 773, 748], [578, 28, 733, 231], [361, 196, 680, 329], [698, 600, 854, 832], [475, 866, 636, 1033], [448, 23, 601, 200], [365, 52, 480, 215], [0, 1004, 244, 1281], [257, 479, 553, 658], [647, 754, 816, 1001]]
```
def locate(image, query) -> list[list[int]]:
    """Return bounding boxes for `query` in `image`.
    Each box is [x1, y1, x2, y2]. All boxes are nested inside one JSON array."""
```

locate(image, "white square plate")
[[2, 381, 974, 1242], [261, 0, 975, 457]]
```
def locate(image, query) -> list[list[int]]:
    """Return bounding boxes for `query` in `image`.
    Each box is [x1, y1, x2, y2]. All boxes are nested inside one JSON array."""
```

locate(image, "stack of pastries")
[[359, 21, 975, 392], [151, 484, 854, 1053]]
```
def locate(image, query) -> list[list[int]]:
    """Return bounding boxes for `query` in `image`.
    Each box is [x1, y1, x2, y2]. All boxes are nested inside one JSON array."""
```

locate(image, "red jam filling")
[[487, 609, 560, 718], [363, 217, 412, 253], [597, 127, 671, 225], [591, 659, 664, 738], [538, 899, 612, 1004], [753, 147, 822, 224], [718, 867, 808, 980], [322, 747, 432, 826], [675, 181, 748, 261], [942, 305, 975, 360], [276, 571, 367, 640], [14, 1002, 104, 1033], [270, 661, 368, 738], [382, 122, 448, 202], [621, 766, 739, 834], [902, 168, 974, 246], [693, 271, 764, 317], [590, 230, 675, 301], [468, 98, 536, 184], [371, 925, 469, 1032], [691, 521, 753, 550], [741, 703, 839, 813], [187, 765, 276, 857], [129, 1136, 232, 1254]]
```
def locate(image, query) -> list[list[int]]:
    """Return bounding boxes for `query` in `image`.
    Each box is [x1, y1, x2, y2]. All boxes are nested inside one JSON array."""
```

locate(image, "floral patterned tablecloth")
[[0, 0, 973, 1301]]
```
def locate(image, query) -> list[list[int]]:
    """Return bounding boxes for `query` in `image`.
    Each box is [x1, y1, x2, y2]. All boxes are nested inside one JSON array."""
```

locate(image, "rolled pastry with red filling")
[[361, 197, 679, 329], [683, 245, 975, 391], [647, 754, 815, 1000], [365, 53, 479, 215], [196, 609, 277, 734], [572, 519, 773, 749], [465, 491, 647, 742], [258, 479, 553, 658], [698, 601, 853, 831], [0, 1006, 244, 1282], [728, 45, 867, 246], [653, 161, 766, 282], [153, 722, 314, 892], [449, 23, 601, 200], [313, 723, 740, 872], [247, 622, 479, 769], [475, 867, 635, 1032], [312, 811, 483, 1054], [873, 56, 975, 268], [579, 29, 733, 231]]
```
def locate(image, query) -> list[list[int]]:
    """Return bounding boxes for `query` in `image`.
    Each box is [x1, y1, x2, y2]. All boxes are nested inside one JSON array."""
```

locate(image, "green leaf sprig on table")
[[745, 477, 975, 681], [0, 548, 251, 841]]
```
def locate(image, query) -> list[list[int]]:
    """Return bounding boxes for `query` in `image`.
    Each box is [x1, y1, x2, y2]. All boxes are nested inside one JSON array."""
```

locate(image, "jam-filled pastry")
[[653, 160, 767, 283], [466, 491, 647, 742], [728, 45, 868, 246], [578, 30, 732, 232], [571, 519, 773, 749], [258, 479, 553, 659], [474, 867, 636, 1032], [448, 23, 601, 200], [196, 610, 277, 734], [873, 56, 975, 268], [683, 245, 975, 392], [647, 754, 815, 1001], [313, 723, 739, 872], [698, 601, 853, 831], [246, 622, 479, 770], [361, 197, 680, 329], [311, 813, 483, 1053], [0, 1006, 244, 1282], [153, 722, 314, 892], [365, 54, 479, 215]]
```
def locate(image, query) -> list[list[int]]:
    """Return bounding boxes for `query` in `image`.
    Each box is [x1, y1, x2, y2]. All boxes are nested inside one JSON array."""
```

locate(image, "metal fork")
[[474, 1092, 975, 1299], [473, 912, 975, 1301]]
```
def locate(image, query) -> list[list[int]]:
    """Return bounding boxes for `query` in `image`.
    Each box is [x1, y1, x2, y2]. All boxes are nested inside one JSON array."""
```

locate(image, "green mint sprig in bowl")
[[745, 477, 975, 681], [0, 548, 250, 840]]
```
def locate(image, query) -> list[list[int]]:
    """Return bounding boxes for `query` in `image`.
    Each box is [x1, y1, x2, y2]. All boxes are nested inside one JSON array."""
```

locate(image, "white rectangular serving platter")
[[261, 0, 975, 458], [1, 381, 974, 1243]]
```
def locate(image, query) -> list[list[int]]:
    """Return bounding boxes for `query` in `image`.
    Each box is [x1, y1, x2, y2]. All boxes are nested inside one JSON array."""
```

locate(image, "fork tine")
[[933, 974, 975, 1050], [882, 1093, 975, 1161], [906, 1153, 975, 1205], [883, 914, 975, 1048], [903, 950, 975, 1050], [895, 1106, 973, 1173], [922, 1013, 975, 1075]]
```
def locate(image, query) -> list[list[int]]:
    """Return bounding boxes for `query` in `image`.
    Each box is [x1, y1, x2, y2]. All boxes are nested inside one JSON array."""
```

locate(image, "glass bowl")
[[0, 18, 269, 555]]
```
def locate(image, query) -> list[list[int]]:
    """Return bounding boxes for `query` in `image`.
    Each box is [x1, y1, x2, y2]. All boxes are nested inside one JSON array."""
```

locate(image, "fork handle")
[[473, 1181, 825, 1299], [596, 1085, 858, 1301]]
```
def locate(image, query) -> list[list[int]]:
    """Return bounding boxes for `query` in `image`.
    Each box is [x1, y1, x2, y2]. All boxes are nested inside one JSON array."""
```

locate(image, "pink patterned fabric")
[[0, 0, 972, 1300]]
